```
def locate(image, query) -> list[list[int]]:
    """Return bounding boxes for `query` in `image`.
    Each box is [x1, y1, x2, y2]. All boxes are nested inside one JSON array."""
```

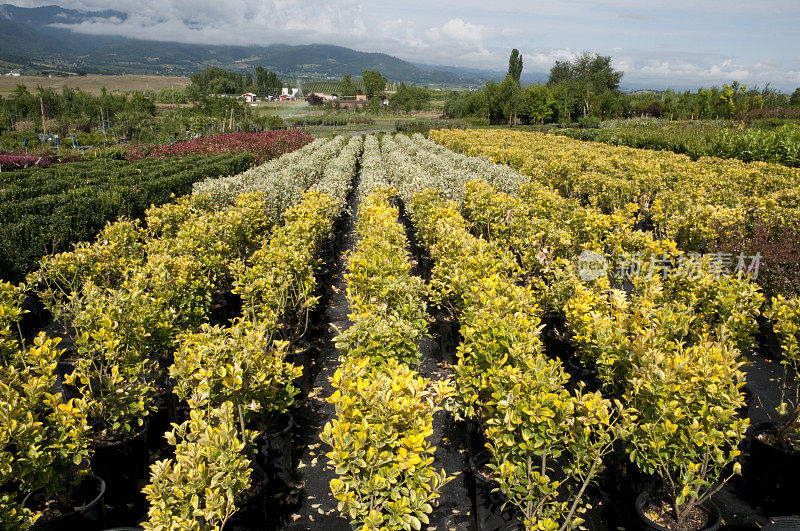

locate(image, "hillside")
[[0, 4, 488, 86]]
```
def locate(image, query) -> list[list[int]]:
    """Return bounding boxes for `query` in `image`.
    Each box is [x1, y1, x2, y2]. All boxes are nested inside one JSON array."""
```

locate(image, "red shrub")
[[0, 152, 81, 171], [126, 131, 313, 165]]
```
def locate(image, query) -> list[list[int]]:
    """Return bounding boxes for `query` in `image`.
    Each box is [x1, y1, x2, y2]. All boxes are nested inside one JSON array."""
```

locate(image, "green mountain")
[[0, 4, 487, 85]]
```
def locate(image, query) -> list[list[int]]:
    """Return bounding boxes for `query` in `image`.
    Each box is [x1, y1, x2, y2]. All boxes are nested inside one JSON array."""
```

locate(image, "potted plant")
[[171, 318, 301, 485], [484, 355, 624, 531], [33, 219, 148, 311], [750, 295, 800, 513], [625, 336, 747, 531], [62, 281, 163, 504], [450, 275, 543, 423], [1, 282, 98, 529], [1, 342, 96, 527], [320, 357, 451, 530], [322, 357, 452, 530], [142, 401, 252, 530]]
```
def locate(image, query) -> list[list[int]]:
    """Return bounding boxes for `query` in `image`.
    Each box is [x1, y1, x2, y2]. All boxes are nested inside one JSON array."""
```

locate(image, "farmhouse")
[[280, 87, 300, 100], [242, 92, 257, 102]]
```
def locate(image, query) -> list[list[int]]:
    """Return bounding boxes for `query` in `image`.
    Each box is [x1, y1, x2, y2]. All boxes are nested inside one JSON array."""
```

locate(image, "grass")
[[253, 100, 316, 118], [0, 74, 190, 96]]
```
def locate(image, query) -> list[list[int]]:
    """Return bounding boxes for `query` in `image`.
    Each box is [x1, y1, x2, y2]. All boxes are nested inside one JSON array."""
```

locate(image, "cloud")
[[45, 0, 370, 47], [613, 51, 800, 89], [619, 12, 650, 21], [5, 0, 800, 89]]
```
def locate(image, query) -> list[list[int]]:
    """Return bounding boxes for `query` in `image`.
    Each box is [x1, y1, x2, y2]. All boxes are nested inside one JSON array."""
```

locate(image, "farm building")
[[242, 93, 257, 102]]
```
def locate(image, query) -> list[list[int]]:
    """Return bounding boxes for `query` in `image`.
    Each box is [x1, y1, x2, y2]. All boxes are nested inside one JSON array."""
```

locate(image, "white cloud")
[[5, 0, 800, 89], [613, 52, 799, 89]]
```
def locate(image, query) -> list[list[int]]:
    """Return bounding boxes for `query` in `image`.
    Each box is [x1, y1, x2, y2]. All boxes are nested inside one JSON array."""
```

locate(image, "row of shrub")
[[0, 135, 361, 528], [379, 133, 794, 529], [323, 136, 449, 529], [552, 122, 800, 167], [0, 153, 255, 283], [323, 174, 450, 529], [146, 136, 361, 528], [430, 128, 800, 297], [288, 116, 376, 127], [125, 130, 313, 164]]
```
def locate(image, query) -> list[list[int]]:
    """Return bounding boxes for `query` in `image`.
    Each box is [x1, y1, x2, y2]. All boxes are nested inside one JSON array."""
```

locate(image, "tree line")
[[188, 67, 285, 99], [444, 50, 800, 125]]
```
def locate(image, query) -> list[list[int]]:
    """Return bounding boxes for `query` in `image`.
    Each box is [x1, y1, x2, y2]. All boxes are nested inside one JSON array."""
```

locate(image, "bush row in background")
[[126, 130, 313, 164], [288, 116, 375, 127], [0, 152, 83, 171], [553, 122, 800, 167], [0, 153, 254, 283]]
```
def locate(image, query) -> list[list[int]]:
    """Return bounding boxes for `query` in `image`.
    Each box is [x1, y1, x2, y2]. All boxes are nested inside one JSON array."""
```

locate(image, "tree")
[[507, 49, 523, 83], [362, 70, 387, 99], [520, 83, 556, 124], [390, 83, 431, 112], [265, 72, 282, 98], [339, 75, 357, 98], [190, 67, 239, 95], [718, 82, 747, 118], [306, 93, 324, 106], [547, 52, 623, 119], [790, 87, 800, 109], [497, 76, 522, 126]]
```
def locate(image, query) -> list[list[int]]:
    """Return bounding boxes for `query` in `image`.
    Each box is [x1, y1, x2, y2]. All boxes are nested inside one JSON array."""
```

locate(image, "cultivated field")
[[1, 130, 797, 531], [0, 74, 190, 96]]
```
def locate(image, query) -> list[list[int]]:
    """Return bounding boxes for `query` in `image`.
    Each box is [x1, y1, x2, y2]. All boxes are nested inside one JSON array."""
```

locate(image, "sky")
[[8, 0, 800, 91]]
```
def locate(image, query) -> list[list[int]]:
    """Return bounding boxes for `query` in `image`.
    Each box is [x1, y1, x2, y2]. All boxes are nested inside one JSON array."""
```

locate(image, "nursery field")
[[0, 130, 313, 284], [0, 131, 798, 531]]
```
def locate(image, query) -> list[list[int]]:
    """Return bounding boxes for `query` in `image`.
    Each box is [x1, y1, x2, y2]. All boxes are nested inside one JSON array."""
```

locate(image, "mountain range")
[[0, 4, 549, 87]]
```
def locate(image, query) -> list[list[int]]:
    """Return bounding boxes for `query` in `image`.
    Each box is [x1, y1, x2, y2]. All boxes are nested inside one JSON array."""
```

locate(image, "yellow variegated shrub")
[[323, 357, 451, 531]]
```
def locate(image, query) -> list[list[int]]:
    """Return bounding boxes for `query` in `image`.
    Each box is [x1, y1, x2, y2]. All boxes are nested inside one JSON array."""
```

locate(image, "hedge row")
[[0, 153, 254, 283]]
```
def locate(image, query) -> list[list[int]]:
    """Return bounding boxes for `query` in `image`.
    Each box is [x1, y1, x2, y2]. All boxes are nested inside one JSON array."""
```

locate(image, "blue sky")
[[10, 0, 800, 91]]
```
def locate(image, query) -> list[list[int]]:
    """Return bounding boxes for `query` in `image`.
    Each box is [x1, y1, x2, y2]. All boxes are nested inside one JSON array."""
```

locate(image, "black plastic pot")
[[254, 413, 293, 488], [565, 354, 600, 392], [464, 418, 487, 458], [23, 474, 106, 531], [223, 468, 267, 529], [469, 450, 521, 531], [285, 344, 312, 398], [736, 385, 753, 419], [747, 422, 800, 516], [635, 491, 720, 531], [436, 313, 461, 364], [91, 421, 149, 506], [147, 390, 178, 451]]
